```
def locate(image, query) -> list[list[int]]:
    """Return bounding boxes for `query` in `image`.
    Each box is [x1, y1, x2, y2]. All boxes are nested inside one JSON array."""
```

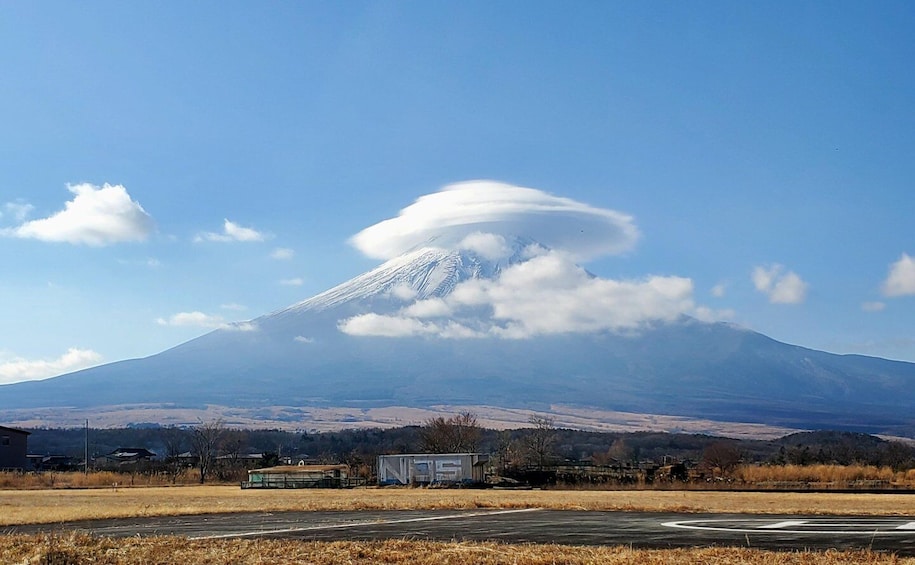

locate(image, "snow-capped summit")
[[271, 235, 542, 316]]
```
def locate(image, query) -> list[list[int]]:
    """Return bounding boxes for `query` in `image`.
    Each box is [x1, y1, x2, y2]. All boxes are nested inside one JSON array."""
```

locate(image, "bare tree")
[[216, 429, 250, 481], [607, 438, 634, 465], [160, 426, 189, 484], [700, 440, 742, 477], [419, 411, 482, 453], [190, 418, 226, 484], [523, 415, 556, 470], [593, 438, 634, 466], [494, 430, 518, 473], [450, 411, 482, 452]]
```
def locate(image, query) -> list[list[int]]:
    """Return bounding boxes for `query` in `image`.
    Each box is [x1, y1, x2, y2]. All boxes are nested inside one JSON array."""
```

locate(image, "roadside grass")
[[2, 485, 915, 526], [3, 534, 913, 565]]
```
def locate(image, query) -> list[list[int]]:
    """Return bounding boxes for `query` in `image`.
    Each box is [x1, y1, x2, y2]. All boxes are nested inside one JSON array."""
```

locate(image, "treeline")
[[26, 426, 419, 465], [24, 423, 915, 472], [768, 430, 914, 469]]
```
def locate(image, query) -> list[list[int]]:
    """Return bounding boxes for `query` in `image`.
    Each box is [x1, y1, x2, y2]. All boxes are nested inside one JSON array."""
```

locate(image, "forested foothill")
[[18, 419, 915, 489]]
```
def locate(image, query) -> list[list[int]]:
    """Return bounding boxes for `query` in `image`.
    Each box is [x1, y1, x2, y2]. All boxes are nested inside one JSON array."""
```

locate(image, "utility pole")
[[84, 419, 89, 474]]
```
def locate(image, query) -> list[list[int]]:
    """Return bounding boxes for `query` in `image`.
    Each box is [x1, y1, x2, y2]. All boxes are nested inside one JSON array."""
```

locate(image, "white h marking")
[[759, 520, 808, 529]]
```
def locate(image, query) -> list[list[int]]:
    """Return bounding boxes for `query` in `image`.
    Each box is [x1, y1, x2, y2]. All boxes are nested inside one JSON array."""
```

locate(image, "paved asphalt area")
[[7, 509, 915, 555]]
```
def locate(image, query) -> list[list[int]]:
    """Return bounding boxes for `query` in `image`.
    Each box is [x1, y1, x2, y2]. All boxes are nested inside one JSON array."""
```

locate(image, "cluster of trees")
[[767, 431, 915, 470], [417, 413, 560, 472], [23, 418, 915, 483], [418, 412, 482, 453]]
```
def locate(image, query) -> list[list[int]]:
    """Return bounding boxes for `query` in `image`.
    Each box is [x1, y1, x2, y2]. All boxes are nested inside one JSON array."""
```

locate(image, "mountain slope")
[[2, 244, 915, 435]]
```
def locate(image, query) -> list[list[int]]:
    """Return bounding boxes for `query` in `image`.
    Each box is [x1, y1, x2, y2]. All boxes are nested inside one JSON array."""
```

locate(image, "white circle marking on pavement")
[[662, 518, 915, 535]]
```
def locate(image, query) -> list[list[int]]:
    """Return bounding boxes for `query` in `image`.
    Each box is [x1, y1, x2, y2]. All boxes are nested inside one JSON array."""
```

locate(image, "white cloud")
[[350, 180, 639, 261], [2, 201, 35, 222], [118, 257, 161, 268], [862, 301, 886, 312], [339, 250, 718, 339], [471, 253, 697, 338], [752, 267, 776, 294], [752, 264, 808, 304], [882, 253, 915, 297], [402, 298, 453, 318], [711, 283, 727, 298], [157, 311, 224, 327], [280, 278, 304, 286], [694, 305, 735, 321], [339, 313, 482, 339], [293, 336, 315, 344], [437, 322, 486, 339], [389, 284, 418, 301], [271, 247, 295, 260], [458, 232, 511, 261], [339, 313, 439, 338], [0, 348, 103, 384], [4, 183, 153, 246], [156, 311, 257, 331], [220, 303, 247, 311], [195, 219, 267, 243]]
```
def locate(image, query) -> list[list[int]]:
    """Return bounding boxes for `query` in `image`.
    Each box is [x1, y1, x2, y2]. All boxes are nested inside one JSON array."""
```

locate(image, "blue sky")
[[2, 2, 914, 383]]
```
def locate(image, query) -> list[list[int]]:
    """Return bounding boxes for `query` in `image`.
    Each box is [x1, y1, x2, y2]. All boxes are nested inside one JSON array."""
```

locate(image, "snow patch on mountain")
[[272, 237, 541, 317]]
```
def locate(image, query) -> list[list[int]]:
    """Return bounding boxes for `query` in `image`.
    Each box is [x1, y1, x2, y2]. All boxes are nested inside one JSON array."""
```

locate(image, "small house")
[[377, 453, 489, 486], [101, 447, 157, 469], [216, 453, 266, 470], [28, 454, 79, 472], [242, 464, 351, 489], [0, 426, 30, 470]]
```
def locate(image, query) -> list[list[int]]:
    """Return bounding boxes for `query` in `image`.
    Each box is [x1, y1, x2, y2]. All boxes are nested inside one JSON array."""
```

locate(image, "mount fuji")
[[3, 239, 915, 436]]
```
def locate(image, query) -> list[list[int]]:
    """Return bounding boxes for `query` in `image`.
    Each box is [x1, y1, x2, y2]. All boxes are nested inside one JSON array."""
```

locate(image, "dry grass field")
[[3, 534, 914, 565], [3, 484, 915, 526], [4, 482, 915, 563]]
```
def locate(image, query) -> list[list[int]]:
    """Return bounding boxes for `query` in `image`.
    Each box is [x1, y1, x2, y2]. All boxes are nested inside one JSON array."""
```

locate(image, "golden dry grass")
[[0, 469, 202, 489], [3, 533, 913, 565], [735, 465, 915, 484], [3, 486, 915, 526]]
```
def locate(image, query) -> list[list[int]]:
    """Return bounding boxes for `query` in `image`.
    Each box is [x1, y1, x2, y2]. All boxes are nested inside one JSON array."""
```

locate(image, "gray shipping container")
[[377, 453, 489, 486]]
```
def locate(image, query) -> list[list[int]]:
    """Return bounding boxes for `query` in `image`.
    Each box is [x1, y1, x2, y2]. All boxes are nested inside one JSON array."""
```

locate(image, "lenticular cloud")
[[350, 181, 639, 261]]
